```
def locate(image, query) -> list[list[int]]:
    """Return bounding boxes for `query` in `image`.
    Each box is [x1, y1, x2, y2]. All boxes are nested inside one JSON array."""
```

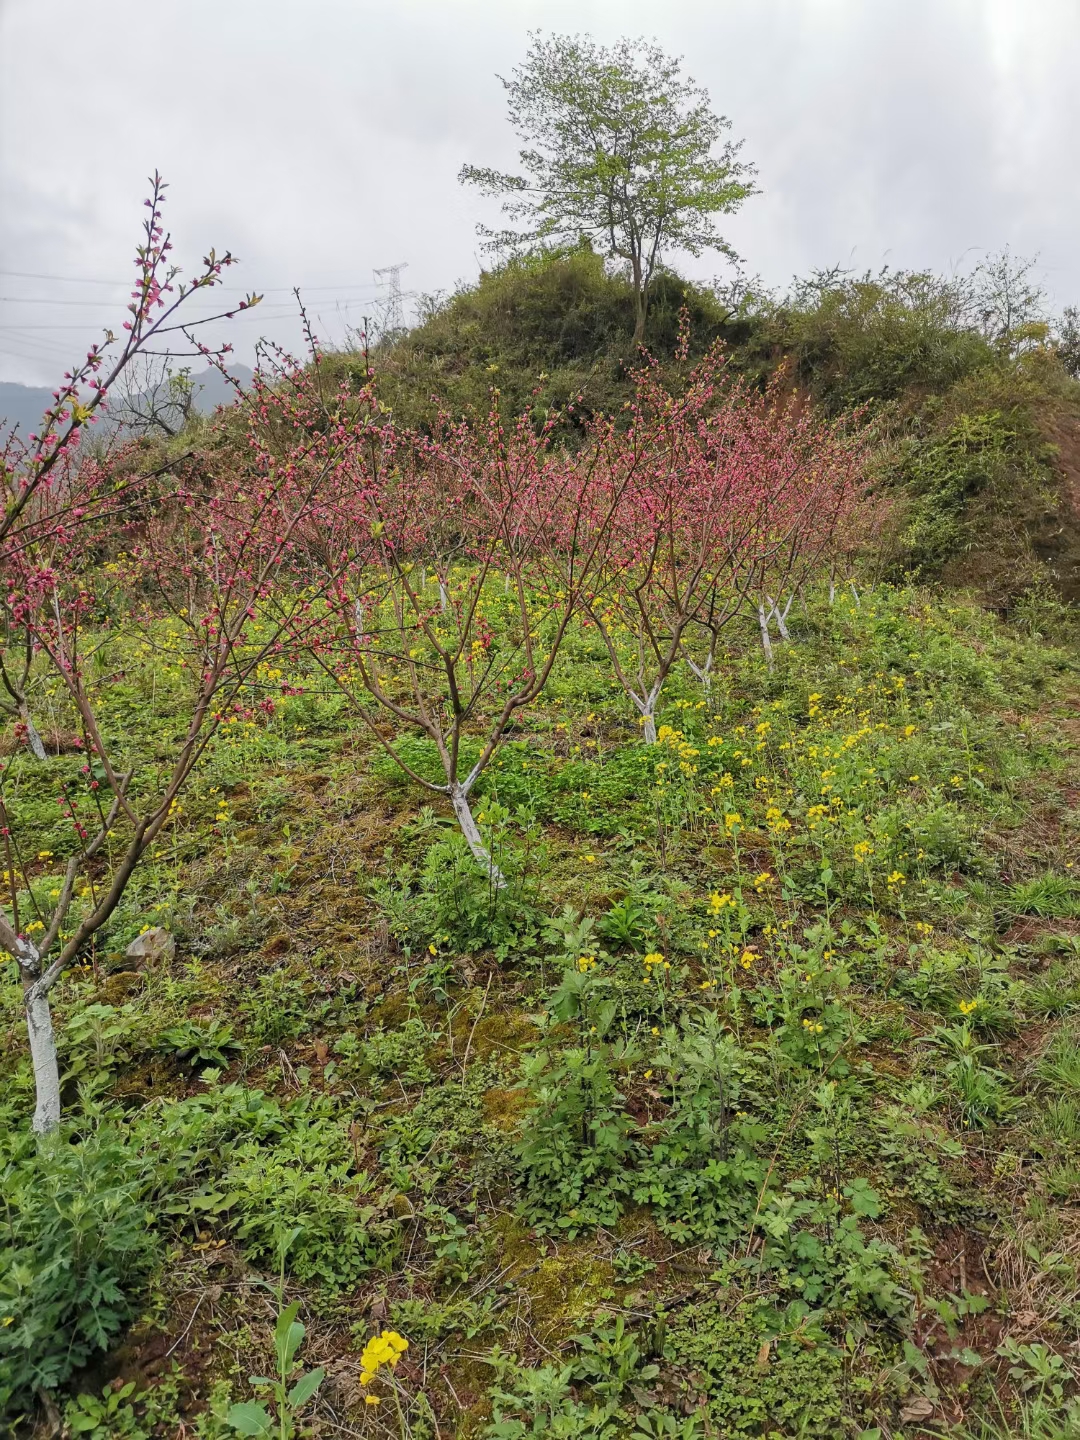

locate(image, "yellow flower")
[[359, 1330, 408, 1387], [753, 871, 773, 888], [582, 853, 596, 864], [853, 841, 873, 863], [886, 871, 906, 887], [958, 998, 980, 1015], [643, 951, 665, 967], [709, 892, 735, 914]]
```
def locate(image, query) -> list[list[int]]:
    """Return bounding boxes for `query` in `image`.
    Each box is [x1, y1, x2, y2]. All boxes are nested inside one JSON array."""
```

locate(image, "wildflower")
[[37, 851, 53, 860], [428, 943, 437, 955], [958, 998, 980, 1015], [576, 955, 596, 972], [643, 951, 665, 967], [644, 1069, 654, 1080], [724, 812, 743, 834], [853, 841, 874, 864], [753, 871, 773, 889], [914, 921, 934, 936], [709, 892, 735, 914], [582, 853, 596, 864], [739, 949, 756, 970], [886, 871, 906, 887], [359, 1330, 408, 1388]]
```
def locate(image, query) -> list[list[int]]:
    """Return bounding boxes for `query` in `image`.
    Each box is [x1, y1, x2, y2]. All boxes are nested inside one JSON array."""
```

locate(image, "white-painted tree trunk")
[[758, 603, 775, 670], [438, 581, 449, 613], [768, 594, 794, 643], [849, 580, 861, 609], [25, 979, 61, 1133], [13, 932, 61, 1132], [449, 783, 506, 887], [684, 654, 713, 695], [631, 684, 662, 743]]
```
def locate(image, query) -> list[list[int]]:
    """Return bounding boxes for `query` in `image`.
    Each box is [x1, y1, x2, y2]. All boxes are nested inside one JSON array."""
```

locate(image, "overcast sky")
[[1, 0, 1077, 385]]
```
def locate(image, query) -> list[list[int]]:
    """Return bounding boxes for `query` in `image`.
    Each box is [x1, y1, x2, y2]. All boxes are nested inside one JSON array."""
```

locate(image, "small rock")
[[125, 927, 175, 965]]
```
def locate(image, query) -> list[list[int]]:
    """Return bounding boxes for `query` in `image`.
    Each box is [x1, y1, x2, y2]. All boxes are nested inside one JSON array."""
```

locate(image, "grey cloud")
[[1, 0, 1077, 383]]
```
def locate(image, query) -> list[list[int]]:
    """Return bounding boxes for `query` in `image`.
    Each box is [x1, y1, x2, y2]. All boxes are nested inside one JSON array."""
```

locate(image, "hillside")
[[345, 253, 1080, 607], [4, 254, 1080, 1440]]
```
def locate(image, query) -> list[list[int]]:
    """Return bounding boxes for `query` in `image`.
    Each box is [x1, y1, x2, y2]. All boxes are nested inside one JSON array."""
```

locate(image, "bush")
[[0, 1126, 159, 1416]]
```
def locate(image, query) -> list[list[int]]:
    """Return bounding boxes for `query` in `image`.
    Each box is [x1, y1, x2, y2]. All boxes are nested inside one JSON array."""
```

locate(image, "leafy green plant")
[[632, 1014, 766, 1245], [157, 1017, 241, 1070], [516, 1040, 638, 1235], [0, 1125, 159, 1417], [227, 1232, 325, 1440]]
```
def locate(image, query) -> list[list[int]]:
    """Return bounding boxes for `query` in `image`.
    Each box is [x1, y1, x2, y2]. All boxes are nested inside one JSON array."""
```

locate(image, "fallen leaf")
[[900, 1397, 936, 1423]]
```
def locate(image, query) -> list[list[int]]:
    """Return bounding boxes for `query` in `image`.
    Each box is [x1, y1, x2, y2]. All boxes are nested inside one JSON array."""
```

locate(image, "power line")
[[0, 269, 384, 297]]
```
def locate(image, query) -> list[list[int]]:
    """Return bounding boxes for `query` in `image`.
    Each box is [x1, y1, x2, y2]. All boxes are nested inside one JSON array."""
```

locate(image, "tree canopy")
[[459, 32, 756, 343]]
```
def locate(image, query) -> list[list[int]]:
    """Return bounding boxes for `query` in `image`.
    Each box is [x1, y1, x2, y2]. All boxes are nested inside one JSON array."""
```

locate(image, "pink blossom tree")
[[305, 393, 625, 881], [585, 349, 867, 720], [0, 294, 353, 1134]]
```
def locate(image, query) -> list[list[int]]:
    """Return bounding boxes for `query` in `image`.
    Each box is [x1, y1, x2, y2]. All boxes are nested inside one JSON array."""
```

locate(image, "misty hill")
[[0, 365, 253, 438]]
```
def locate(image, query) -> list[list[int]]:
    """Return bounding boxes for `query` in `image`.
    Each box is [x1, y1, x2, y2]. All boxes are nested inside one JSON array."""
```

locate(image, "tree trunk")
[[632, 291, 647, 346], [24, 973, 61, 1134], [19, 702, 47, 762], [768, 594, 794, 643], [683, 654, 713, 694], [757, 602, 775, 670], [449, 783, 505, 888]]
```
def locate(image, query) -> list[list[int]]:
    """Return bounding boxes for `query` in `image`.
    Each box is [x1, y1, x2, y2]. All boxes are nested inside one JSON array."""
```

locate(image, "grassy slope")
[[4, 588, 1080, 1437]]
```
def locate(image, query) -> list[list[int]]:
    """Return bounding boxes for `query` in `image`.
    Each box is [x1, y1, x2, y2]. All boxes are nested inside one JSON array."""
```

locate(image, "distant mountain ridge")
[[0, 366, 254, 438]]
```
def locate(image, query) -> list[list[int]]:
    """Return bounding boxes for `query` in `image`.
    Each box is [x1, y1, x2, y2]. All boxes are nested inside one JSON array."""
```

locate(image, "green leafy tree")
[[460, 32, 756, 344]]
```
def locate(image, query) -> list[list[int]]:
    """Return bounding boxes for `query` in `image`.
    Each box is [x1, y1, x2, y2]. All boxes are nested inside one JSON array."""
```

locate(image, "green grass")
[[3, 584, 1080, 1437]]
